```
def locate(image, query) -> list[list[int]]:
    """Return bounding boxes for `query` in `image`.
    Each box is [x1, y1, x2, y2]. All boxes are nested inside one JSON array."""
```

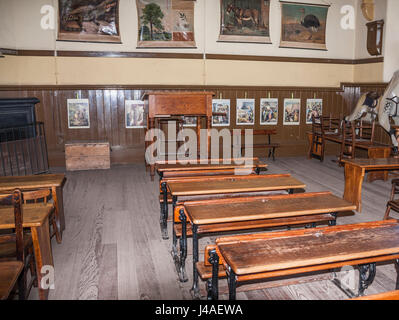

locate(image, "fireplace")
[[0, 98, 39, 141], [0, 98, 49, 176]]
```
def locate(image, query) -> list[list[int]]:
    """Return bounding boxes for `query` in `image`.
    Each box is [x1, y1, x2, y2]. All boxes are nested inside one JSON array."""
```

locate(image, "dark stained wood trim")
[[0, 83, 387, 92], [56, 51, 204, 59], [353, 57, 384, 64], [17, 50, 55, 56], [205, 54, 383, 65], [0, 48, 383, 64]]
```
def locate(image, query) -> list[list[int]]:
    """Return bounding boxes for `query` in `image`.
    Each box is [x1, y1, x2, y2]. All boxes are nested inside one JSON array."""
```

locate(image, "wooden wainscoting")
[[0, 83, 388, 167]]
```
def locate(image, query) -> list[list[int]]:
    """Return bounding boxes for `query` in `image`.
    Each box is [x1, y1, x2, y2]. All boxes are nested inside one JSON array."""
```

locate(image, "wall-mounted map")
[[137, 0, 196, 48]]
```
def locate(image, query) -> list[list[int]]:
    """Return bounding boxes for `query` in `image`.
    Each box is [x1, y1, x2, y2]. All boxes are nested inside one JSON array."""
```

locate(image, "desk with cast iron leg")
[[208, 220, 399, 300], [181, 191, 355, 298], [166, 174, 306, 283], [156, 158, 268, 239]]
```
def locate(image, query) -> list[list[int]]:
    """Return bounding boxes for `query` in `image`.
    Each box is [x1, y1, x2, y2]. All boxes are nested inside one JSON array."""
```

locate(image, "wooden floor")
[[29, 156, 399, 300]]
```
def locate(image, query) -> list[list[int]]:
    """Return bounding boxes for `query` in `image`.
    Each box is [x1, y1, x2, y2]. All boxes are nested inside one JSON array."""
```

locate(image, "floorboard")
[[31, 156, 399, 300]]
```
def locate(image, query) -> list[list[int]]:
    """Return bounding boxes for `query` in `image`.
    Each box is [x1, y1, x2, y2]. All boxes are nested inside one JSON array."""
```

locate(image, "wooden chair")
[[309, 116, 326, 161], [0, 190, 29, 300], [354, 119, 376, 144], [22, 188, 60, 243], [383, 179, 399, 220], [338, 120, 356, 166]]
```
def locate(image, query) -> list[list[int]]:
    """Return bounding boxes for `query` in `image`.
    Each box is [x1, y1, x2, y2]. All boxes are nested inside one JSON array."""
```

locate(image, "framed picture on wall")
[[212, 99, 230, 127], [183, 116, 197, 127], [218, 0, 271, 43], [58, 0, 121, 43], [67, 99, 90, 129], [306, 99, 323, 124], [280, 1, 329, 50], [260, 98, 278, 125], [136, 0, 196, 48], [125, 100, 146, 128], [283, 98, 300, 125], [236, 99, 255, 125]]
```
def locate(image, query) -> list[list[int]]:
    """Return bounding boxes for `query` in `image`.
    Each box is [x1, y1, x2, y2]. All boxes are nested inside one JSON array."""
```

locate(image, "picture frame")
[[306, 99, 323, 124], [236, 99, 255, 125], [67, 99, 90, 129], [183, 116, 197, 127], [283, 98, 300, 125], [212, 99, 230, 127], [58, 0, 121, 43], [218, 0, 271, 44], [125, 100, 146, 128], [136, 0, 196, 48], [280, 1, 329, 50], [260, 98, 278, 125]]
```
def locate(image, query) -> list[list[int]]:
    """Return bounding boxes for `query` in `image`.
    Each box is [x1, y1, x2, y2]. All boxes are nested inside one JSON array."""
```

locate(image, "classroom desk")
[[166, 174, 306, 281], [0, 203, 54, 300], [208, 220, 399, 300], [157, 158, 268, 239], [156, 158, 268, 179], [307, 131, 391, 182], [181, 191, 356, 296], [0, 174, 66, 242], [342, 158, 399, 212]]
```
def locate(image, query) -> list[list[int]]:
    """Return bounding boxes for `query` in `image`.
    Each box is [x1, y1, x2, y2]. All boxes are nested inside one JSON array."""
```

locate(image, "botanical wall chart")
[[280, 1, 329, 50], [219, 0, 271, 43], [58, 0, 121, 43], [136, 0, 196, 48]]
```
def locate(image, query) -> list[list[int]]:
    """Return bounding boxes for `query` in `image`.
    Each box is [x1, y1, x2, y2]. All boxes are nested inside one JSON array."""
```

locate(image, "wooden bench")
[[174, 191, 356, 296], [206, 220, 399, 300], [232, 129, 280, 161]]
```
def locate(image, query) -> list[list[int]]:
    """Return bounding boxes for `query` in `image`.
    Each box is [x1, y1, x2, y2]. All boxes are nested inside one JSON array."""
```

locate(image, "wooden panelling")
[[0, 83, 389, 167]]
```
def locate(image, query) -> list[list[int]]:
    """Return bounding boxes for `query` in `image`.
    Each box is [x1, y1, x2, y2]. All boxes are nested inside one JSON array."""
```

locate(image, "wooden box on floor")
[[65, 141, 110, 171]]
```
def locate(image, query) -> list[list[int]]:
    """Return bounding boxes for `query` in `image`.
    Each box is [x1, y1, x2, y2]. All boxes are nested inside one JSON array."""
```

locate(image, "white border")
[[212, 99, 230, 127], [283, 98, 301, 126], [125, 100, 146, 128], [305, 99, 323, 124], [260, 98, 278, 125], [67, 99, 90, 129], [236, 99, 255, 126]]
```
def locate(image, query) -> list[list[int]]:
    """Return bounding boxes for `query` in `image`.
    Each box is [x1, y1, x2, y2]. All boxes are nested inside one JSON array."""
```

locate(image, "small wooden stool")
[[383, 179, 399, 220]]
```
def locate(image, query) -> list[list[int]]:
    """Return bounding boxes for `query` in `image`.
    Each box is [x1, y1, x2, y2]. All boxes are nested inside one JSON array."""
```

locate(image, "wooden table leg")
[[343, 163, 365, 212], [51, 186, 65, 243], [30, 217, 53, 300], [149, 117, 156, 181], [367, 147, 391, 182]]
